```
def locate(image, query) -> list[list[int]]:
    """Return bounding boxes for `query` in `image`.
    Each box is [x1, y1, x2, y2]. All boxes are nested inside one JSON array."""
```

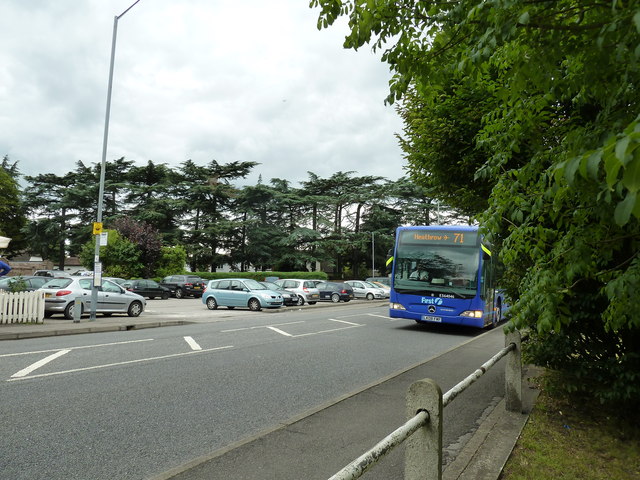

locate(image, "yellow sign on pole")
[[92, 222, 103, 235]]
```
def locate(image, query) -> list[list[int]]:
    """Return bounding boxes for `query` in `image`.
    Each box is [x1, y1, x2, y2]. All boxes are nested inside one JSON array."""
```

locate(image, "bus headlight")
[[460, 310, 483, 318], [390, 302, 406, 310]]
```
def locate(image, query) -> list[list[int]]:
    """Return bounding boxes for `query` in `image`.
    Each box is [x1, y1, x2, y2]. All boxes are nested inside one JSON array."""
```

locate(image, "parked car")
[[259, 281, 299, 306], [345, 280, 387, 300], [33, 269, 72, 278], [369, 281, 391, 298], [104, 277, 127, 286], [0, 275, 49, 292], [274, 279, 320, 306], [122, 279, 170, 299], [40, 277, 146, 319], [202, 278, 283, 311], [315, 281, 354, 303], [160, 275, 206, 298], [366, 276, 391, 286]]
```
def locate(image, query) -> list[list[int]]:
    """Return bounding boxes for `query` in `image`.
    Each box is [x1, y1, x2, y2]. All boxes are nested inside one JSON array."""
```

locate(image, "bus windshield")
[[394, 244, 479, 298]]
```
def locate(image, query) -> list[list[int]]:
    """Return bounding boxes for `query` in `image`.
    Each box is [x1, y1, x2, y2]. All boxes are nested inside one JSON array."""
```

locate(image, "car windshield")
[[261, 282, 282, 291], [42, 278, 73, 289], [244, 279, 267, 290]]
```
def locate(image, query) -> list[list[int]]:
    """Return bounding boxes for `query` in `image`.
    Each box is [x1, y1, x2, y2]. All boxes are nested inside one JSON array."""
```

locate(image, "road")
[[0, 298, 504, 479]]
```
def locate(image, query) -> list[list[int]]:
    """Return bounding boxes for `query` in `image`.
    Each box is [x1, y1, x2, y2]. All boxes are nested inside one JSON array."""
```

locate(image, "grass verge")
[[500, 377, 640, 480]]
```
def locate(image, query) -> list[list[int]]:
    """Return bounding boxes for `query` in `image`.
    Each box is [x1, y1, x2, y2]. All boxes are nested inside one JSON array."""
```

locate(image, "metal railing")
[[0, 290, 45, 324], [328, 330, 525, 480]]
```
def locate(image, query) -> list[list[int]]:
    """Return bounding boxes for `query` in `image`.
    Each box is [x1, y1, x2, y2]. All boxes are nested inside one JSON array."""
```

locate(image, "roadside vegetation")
[[0, 155, 455, 279], [312, 0, 640, 414], [501, 373, 640, 480]]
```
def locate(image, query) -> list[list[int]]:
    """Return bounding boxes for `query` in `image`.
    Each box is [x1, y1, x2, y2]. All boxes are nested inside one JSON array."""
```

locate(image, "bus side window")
[[481, 252, 494, 300]]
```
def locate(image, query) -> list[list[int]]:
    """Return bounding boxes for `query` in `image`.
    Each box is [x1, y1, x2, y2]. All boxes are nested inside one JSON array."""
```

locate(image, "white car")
[[345, 280, 387, 300], [274, 279, 320, 306]]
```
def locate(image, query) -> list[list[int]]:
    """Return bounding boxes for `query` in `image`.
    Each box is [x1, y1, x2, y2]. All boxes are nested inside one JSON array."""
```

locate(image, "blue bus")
[[389, 225, 504, 328]]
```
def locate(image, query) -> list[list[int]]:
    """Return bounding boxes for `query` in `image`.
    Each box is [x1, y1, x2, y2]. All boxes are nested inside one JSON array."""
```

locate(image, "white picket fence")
[[0, 291, 45, 324]]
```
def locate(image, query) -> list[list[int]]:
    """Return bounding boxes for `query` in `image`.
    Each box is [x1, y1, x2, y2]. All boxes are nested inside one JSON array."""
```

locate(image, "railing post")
[[405, 378, 442, 480], [505, 330, 523, 413]]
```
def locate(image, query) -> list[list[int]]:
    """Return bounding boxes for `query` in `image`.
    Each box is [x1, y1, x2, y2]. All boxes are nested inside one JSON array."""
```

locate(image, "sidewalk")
[[0, 315, 193, 340]]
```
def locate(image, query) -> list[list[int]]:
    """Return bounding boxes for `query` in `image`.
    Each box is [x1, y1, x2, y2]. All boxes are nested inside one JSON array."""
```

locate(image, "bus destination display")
[[399, 229, 478, 246]]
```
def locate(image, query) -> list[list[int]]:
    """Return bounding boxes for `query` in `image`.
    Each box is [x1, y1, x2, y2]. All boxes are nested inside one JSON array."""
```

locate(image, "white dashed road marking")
[[11, 349, 71, 378], [7, 346, 234, 381], [267, 326, 293, 337], [184, 336, 202, 350]]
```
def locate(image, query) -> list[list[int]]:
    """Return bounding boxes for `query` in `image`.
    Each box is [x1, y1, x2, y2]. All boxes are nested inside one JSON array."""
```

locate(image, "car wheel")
[[162, 291, 169, 300], [344, 299, 350, 302], [175, 288, 184, 299], [308, 301, 317, 305], [366, 293, 374, 300], [149, 296, 155, 300], [248, 298, 261, 311], [127, 301, 143, 317], [44, 311, 54, 318], [227, 306, 235, 310], [206, 297, 218, 310], [64, 302, 81, 320], [296, 296, 305, 306], [331, 293, 340, 303]]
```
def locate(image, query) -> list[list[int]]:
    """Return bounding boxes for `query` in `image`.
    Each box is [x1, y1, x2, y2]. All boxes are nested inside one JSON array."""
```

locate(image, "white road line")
[[11, 350, 71, 378], [221, 321, 305, 333], [328, 318, 362, 326], [184, 336, 202, 351], [267, 326, 293, 337], [293, 324, 363, 338], [0, 339, 154, 358], [7, 346, 234, 382], [367, 313, 402, 321]]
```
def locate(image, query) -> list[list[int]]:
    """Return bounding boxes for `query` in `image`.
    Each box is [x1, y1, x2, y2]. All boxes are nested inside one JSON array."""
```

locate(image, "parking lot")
[[140, 295, 388, 321]]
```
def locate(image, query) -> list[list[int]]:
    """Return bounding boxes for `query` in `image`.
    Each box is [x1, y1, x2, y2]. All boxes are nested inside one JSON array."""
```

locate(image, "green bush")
[[522, 294, 640, 407], [194, 271, 328, 282], [7, 277, 28, 292]]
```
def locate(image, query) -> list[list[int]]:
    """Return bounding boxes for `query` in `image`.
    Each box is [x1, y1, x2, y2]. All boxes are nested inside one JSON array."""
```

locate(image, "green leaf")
[[518, 11, 530, 25], [634, 10, 640, 32], [586, 151, 602, 179], [615, 136, 630, 163], [605, 152, 622, 188], [622, 157, 640, 193], [614, 191, 637, 226], [564, 156, 580, 184]]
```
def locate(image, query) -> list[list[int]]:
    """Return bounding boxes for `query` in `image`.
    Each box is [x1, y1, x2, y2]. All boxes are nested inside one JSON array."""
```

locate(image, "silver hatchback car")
[[40, 277, 146, 319], [345, 280, 387, 300], [274, 279, 320, 306]]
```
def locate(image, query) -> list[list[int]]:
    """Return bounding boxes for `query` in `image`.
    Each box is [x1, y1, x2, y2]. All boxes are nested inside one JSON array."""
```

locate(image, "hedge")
[[192, 271, 329, 282]]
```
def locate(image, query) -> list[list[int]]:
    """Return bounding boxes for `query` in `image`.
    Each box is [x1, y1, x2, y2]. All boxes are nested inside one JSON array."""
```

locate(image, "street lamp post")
[[371, 231, 375, 278], [90, 0, 143, 321]]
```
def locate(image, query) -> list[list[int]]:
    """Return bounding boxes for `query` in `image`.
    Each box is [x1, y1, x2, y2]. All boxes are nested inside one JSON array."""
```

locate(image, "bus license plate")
[[422, 315, 442, 323]]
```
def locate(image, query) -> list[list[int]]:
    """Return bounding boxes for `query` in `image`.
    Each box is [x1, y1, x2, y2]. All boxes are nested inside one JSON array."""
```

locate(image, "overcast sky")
[[0, 0, 406, 188]]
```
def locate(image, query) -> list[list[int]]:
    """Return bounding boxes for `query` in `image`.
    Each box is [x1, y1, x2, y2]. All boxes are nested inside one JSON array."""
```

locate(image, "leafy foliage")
[[112, 217, 162, 278], [310, 0, 640, 405], [0, 156, 27, 255], [80, 229, 144, 279]]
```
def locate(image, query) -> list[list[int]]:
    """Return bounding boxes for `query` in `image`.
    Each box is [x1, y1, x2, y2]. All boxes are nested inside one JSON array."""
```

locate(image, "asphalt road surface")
[[1, 299, 503, 479]]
